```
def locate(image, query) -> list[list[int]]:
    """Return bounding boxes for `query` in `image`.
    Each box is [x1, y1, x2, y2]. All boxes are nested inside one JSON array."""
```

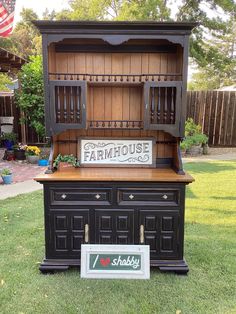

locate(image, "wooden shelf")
[[35, 168, 194, 183]]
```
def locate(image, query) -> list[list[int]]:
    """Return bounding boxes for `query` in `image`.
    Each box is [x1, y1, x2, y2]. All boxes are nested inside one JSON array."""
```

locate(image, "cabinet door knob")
[[162, 194, 168, 200], [61, 194, 67, 199], [95, 194, 101, 199], [129, 194, 134, 200]]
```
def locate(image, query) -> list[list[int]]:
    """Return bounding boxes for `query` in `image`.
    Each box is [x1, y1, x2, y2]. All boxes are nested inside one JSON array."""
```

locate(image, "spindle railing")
[[49, 72, 182, 83], [149, 86, 177, 125], [88, 120, 143, 129], [54, 85, 82, 123]]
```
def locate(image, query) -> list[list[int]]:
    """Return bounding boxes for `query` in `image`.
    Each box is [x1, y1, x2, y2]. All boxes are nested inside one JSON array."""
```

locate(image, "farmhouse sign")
[[80, 138, 154, 167], [80, 245, 150, 279]]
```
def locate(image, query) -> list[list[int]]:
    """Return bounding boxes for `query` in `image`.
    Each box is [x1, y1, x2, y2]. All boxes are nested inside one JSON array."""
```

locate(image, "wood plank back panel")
[[55, 129, 174, 160], [51, 52, 181, 77]]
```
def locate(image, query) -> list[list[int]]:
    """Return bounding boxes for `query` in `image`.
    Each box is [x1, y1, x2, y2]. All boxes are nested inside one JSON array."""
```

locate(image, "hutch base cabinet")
[[36, 169, 193, 274], [34, 21, 195, 274]]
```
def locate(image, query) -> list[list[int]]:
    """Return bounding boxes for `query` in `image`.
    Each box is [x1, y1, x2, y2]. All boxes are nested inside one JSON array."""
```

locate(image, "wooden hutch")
[[34, 21, 195, 274]]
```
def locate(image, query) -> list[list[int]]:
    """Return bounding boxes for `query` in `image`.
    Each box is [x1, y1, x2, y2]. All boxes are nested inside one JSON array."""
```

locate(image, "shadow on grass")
[[186, 186, 198, 199], [211, 196, 236, 201]]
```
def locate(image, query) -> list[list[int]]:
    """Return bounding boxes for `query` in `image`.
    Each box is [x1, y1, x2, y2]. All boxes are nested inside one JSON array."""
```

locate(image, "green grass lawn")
[[0, 161, 236, 314]]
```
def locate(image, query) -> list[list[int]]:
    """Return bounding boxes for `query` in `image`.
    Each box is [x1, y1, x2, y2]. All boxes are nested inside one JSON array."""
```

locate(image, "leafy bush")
[[16, 55, 45, 140], [53, 154, 80, 169], [0, 132, 17, 142], [181, 118, 208, 151], [1, 168, 12, 176]]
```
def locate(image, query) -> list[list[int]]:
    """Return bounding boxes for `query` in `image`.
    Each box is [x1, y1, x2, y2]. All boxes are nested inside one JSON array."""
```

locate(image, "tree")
[[116, 0, 170, 21], [16, 56, 45, 140], [55, 0, 171, 21], [0, 73, 12, 92], [177, 0, 236, 89]]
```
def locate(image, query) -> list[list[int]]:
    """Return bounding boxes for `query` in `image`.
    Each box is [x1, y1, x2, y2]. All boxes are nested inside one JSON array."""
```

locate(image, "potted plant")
[[38, 152, 49, 166], [1, 168, 13, 184], [53, 154, 79, 170], [181, 118, 208, 156], [25, 145, 41, 164], [13, 143, 27, 160], [0, 132, 17, 150]]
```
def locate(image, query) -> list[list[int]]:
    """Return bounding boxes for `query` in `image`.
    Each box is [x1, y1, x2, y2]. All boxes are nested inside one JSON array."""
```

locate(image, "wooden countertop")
[[35, 167, 194, 183]]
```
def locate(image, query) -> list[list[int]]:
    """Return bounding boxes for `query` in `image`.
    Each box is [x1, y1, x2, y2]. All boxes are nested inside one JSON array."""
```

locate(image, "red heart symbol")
[[100, 257, 110, 267]]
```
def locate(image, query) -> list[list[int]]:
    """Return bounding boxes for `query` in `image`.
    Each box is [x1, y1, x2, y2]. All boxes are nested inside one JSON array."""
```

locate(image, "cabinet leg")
[[39, 258, 80, 273], [151, 259, 189, 274]]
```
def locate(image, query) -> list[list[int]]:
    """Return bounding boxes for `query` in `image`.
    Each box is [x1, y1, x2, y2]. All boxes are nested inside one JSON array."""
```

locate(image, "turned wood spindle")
[[164, 87, 168, 123], [151, 87, 155, 123], [157, 87, 161, 122], [170, 87, 175, 124], [56, 86, 60, 123], [76, 86, 80, 122], [63, 86, 67, 122], [70, 86, 74, 122]]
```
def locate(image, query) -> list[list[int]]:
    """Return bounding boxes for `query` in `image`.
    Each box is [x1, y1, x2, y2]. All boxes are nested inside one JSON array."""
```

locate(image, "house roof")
[[0, 47, 26, 73]]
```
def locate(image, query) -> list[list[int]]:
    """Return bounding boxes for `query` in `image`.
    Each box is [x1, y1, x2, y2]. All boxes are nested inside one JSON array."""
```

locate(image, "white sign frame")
[[79, 138, 155, 167], [80, 244, 150, 279]]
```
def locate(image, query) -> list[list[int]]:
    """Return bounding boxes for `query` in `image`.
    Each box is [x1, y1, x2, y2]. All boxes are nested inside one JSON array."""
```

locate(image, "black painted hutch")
[[34, 21, 195, 274]]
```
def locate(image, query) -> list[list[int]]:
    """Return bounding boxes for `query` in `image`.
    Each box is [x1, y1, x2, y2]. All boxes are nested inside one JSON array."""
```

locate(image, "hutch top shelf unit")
[[34, 21, 197, 138]]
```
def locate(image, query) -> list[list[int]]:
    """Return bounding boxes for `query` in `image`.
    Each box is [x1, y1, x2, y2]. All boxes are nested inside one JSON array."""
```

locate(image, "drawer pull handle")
[[61, 194, 67, 199], [162, 194, 168, 200], [140, 225, 144, 244], [85, 224, 89, 243], [129, 194, 134, 200], [95, 194, 101, 199]]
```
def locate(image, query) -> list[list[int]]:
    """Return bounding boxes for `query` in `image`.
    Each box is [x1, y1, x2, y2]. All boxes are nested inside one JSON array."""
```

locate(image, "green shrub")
[[16, 55, 45, 140], [181, 118, 208, 151]]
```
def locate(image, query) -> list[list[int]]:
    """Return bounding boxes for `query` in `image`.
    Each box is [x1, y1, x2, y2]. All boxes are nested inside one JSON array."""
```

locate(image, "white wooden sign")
[[80, 245, 150, 279], [80, 138, 155, 167]]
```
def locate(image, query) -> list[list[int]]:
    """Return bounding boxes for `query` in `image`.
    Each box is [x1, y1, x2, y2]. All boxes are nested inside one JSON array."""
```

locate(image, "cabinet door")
[[95, 209, 135, 245], [143, 81, 182, 137], [140, 210, 180, 259], [49, 80, 86, 134], [48, 210, 89, 258]]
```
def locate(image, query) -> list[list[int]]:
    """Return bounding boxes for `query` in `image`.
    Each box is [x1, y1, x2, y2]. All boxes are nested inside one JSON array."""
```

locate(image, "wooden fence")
[[187, 90, 236, 147], [1, 92, 236, 147], [0, 95, 44, 144]]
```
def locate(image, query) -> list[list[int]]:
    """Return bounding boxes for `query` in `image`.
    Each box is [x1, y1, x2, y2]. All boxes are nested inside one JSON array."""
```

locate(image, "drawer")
[[117, 188, 180, 206], [50, 188, 112, 206]]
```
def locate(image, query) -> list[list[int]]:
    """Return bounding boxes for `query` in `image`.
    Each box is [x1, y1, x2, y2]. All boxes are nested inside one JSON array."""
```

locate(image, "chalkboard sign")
[[81, 245, 150, 279]]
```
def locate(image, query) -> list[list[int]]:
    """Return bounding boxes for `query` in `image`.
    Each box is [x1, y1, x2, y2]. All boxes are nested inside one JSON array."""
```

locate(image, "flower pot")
[[1, 174, 13, 184], [186, 145, 202, 156], [27, 155, 39, 164], [38, 159, 49, 166], [14, 149, 26, 160], [6, 150, 15, 161], [4, 139, 14, 150], [57, 162, 74, 171]]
